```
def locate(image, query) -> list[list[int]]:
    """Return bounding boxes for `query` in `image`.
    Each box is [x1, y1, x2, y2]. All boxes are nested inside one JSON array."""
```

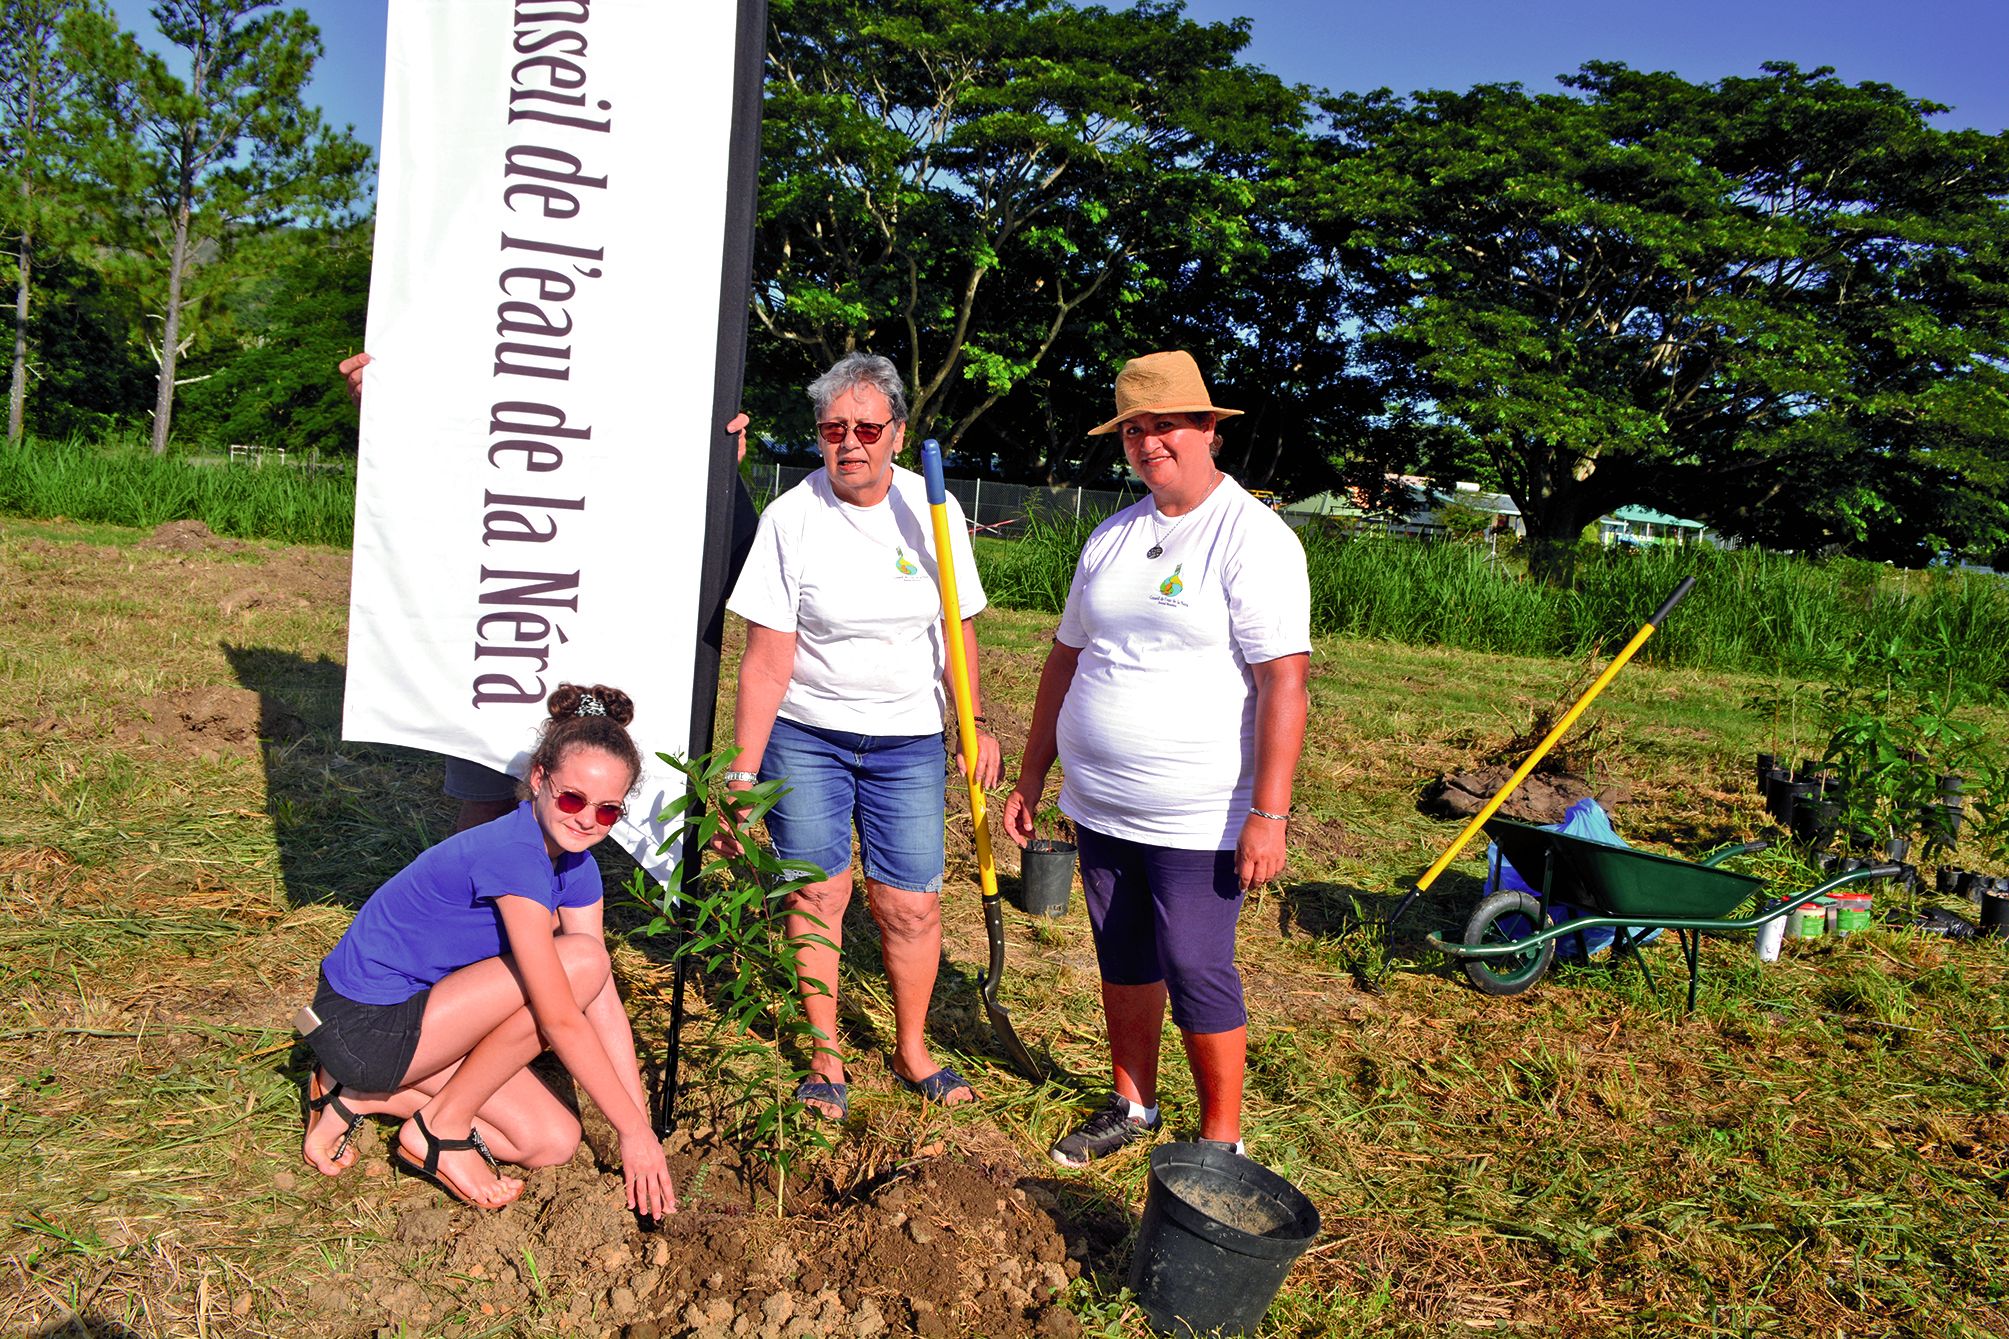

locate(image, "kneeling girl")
[[299, 684, 673, 1216]]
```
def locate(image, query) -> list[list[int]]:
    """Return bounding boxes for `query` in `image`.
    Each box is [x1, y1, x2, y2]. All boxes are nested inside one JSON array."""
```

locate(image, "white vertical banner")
[[344, 0, 745, 873]]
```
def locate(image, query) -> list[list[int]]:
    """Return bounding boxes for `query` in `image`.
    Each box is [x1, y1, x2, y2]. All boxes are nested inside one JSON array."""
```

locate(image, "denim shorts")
[[761, 716, 946, 893], [304, 969, 430, 1093]]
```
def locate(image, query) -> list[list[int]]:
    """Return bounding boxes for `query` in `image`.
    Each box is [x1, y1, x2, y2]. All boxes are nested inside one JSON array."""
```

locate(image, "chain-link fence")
[[747, 463, 1147, 536]]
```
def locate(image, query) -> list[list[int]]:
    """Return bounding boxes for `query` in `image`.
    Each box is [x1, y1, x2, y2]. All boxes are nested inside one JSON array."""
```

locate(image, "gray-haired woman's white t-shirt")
[[728, 464, 985, 737]]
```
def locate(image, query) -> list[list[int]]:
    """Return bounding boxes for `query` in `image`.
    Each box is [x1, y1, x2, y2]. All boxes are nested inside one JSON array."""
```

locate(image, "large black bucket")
[[1127, 1143, 1320, 1336]]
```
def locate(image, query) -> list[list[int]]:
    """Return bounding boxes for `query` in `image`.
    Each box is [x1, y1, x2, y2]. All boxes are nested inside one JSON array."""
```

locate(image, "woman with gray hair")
[[717, 352, 1000, 1119]]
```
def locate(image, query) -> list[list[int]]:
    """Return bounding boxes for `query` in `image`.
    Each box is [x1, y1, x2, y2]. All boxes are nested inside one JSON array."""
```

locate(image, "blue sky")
[[111, 0, 2008, 166]]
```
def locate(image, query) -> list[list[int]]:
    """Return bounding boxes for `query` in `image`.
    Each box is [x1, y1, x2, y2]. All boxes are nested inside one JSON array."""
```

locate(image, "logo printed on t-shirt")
[[1157, 564, 1184, 599], [894, 546, 919, 576]]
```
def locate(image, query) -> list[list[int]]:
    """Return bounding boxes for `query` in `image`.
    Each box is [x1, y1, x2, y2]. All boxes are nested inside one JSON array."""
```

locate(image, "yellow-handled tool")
[[920, 439, 1041, 1079], [1387, 576, 1696, 929]]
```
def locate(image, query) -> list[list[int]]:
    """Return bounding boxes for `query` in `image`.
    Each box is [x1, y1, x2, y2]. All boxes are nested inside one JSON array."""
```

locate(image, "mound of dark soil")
[[314, 1124, 1111, 1338], [1419, 765, 1628, 825]]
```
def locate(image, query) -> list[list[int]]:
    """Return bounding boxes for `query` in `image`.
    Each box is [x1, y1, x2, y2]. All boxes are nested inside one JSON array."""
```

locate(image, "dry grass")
[[3, 514, 2008, 1336]]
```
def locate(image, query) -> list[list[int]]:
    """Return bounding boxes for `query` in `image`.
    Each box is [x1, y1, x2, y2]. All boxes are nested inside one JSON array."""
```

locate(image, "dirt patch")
[[115, 684, 306, 760], [1419, 765, 1630, 825], [139, 518, 250, 553], [316, 1123, 1102, 1338]]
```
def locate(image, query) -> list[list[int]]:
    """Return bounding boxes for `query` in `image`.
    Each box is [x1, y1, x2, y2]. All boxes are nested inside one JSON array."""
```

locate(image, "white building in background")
[[1281, 476, 1712, 546]]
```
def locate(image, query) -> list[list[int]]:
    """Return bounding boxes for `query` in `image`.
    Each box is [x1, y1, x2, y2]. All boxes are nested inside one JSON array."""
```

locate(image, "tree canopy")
[[68, 0, 368, 453], [751, 0, 1305, 461], [4, 2, 2007, 573], [1311, 62, 2009, 570]]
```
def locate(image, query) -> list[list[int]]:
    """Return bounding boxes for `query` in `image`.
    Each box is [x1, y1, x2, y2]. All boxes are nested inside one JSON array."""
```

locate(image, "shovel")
[[919, 439, 1042, 1081], [1387, 576, 1696, 930]]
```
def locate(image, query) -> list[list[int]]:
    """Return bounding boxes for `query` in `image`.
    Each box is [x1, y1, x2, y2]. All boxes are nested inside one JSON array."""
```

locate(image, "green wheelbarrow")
[[1428, 817, 1899, 1011]]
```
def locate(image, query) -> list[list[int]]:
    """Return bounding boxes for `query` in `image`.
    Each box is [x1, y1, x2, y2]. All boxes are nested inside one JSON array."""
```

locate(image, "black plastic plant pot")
[[1939, 773, 1965, 797], [1756, 753, 1775, 790], [1981, 889, 2009, 938], [1781, 783, 1816, 829], [1885, 836, 1910, 864], [1764, 772, 1790, 818], [1017, 839, 1076, 918], [1938, 866, 1967, 897]]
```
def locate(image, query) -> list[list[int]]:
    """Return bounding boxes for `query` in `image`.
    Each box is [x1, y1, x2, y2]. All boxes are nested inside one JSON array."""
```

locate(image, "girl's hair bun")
[[546, 683, 636, 727]]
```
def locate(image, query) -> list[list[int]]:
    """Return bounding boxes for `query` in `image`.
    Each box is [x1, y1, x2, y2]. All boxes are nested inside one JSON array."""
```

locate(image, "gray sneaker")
[[1050, 1097, 1160, 1168]]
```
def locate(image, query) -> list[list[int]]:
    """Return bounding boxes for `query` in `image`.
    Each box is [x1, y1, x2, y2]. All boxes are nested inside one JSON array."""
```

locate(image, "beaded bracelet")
[[723, 770, 758, 784]]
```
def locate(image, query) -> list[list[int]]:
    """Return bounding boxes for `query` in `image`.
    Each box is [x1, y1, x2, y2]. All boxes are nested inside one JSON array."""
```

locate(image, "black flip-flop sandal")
[[305, 1067, 365, 1162], [391, 1111, 508, 1208]]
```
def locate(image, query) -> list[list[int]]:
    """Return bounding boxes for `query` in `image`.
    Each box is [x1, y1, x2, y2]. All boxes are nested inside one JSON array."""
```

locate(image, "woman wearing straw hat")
[[1003, 350, 1310, 1167]]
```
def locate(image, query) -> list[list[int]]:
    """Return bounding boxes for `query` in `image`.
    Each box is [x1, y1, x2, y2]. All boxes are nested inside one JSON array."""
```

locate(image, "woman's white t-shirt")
[[727, 464, 986, 737], [1055, 476, 1311, 850]]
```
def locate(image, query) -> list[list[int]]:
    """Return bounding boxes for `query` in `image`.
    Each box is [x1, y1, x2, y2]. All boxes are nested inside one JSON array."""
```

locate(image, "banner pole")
[[657, 0, 769, 1136]]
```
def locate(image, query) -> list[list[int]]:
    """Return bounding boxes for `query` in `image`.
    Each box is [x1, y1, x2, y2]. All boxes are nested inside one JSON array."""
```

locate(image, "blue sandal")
[[896, 1065, 974, 1106], [793, 1077, 849, 1121]]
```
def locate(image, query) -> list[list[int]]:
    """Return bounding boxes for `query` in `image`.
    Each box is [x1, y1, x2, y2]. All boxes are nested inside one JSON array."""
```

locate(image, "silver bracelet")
[[723, 769, 758, 784], [1249, 806, 1290, 823]]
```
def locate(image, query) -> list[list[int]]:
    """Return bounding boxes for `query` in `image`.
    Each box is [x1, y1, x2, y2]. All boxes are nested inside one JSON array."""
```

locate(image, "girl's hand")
[[621, 1128, 677, 1219]]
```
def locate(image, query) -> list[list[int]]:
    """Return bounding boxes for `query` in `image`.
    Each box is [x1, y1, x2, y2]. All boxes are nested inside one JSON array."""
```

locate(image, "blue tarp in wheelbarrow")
[[1484, 797, 1659, 959]]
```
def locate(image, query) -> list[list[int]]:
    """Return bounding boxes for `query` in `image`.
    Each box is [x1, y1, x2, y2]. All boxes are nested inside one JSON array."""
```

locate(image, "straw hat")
[[1087, 350, 1242, 436]]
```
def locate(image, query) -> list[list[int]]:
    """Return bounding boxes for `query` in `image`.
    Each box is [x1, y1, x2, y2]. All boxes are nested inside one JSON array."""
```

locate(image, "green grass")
[[5, 512, 2009, 1336], [988, 517, 2009, 698], [0, 435, 356, 547]]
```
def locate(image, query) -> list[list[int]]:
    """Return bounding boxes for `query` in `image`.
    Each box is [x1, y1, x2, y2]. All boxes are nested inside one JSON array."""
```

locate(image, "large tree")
[[0, 0, 105, 441], [1313, 63, 2009, 573], [173, 221, 366, 455], [68, 0, 367, 454], [752, 0, 1305, 455]]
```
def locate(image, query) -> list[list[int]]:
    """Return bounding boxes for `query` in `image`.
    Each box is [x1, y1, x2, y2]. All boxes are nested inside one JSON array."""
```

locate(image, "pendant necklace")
[[1145, 471, 1225, 559]]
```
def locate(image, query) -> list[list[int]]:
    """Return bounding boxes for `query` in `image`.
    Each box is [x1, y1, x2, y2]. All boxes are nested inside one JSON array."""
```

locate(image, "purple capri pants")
[[1077, 825, 1248, 1034]]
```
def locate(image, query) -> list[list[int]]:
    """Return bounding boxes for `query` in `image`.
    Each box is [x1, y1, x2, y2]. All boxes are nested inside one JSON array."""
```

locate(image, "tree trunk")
[[7, 230, 27, 443], [1517, 492, 1601, 587], [150, 206, 192, 456]]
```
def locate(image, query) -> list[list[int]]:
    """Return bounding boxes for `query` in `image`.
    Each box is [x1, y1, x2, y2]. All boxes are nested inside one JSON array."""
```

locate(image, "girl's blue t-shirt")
[[321, 801, 603, 1005]]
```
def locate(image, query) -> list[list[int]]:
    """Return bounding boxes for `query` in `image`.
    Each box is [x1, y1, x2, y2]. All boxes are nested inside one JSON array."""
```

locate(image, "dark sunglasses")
[[549, 784, 624, 827], [816, 419, 888, 446]]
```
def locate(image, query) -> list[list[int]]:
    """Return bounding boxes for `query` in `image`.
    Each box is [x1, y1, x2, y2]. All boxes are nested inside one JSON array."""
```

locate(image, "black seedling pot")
[[1936, 866, 1966, 897], [1938, 773, 1965, 797], [1755, 752, 1775, 791], [1981, 888, 2009, 938], [1763, 771, 1792, 818], [1884, 836, 1910, 864]]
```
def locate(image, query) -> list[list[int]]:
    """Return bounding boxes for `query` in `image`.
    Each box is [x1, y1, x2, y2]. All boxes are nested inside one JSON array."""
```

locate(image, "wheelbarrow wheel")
[[1462, 892, 1555, 996]]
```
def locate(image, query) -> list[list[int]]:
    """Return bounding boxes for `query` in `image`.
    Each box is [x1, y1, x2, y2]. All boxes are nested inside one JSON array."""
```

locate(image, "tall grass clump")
[[0, 435, 356, 547], [975, 512, 1097, 613], [975, 516, 2009, 697]]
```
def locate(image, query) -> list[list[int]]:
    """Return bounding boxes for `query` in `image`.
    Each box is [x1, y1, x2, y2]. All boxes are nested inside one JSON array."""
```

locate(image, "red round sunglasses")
[[547, 780, 625, 827]]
